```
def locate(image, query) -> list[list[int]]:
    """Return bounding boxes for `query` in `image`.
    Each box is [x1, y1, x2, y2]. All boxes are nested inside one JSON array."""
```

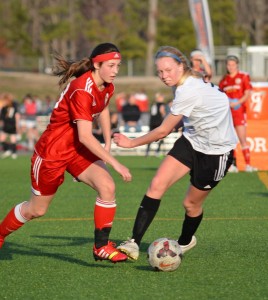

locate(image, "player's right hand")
[[113, 133, 132, 148], [113, 161, 132, 182]]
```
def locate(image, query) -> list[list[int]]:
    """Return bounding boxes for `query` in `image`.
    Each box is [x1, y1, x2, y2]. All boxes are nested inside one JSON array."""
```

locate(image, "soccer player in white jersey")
[[114, 46, 238, 260]]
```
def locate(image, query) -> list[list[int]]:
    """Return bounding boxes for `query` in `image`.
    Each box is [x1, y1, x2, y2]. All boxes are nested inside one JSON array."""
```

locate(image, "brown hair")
[[53, 43, 120, 88]]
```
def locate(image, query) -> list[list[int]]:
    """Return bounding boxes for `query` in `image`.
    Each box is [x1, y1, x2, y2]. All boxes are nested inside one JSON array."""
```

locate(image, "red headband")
[[92, 52, 121, 63]]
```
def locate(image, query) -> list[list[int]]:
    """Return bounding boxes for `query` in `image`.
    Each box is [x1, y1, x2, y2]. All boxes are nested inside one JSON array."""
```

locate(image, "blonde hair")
[[155, 46, 202, 85]]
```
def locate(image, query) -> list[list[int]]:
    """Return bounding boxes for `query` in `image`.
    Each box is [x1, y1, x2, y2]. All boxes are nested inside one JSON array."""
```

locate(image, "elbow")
[[157, 128, 170, 139], [78, 134, 89, 145]]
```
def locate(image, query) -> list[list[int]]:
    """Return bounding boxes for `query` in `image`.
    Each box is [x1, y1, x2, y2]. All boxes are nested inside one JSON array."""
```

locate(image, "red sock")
[[242, 147, 250, 165], [94, 197, 116, 230], [0, 203, 28, 243]]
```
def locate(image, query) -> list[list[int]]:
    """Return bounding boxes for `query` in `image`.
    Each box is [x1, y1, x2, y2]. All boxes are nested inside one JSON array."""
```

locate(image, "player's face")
[[226, 60, 238, 75], [156, 57, 183, 87], [98, 59, 121, 83]]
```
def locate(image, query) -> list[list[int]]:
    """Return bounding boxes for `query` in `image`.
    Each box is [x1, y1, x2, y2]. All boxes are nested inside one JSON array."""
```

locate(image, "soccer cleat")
[[93, 241, 128, 263], [11, 153, 17, 159], [1, 150, 12, 159], [228, 164, 239, 173], [117, 238, 139, 260], [245, 165, 258, 172], [179, 236, 197, 254]]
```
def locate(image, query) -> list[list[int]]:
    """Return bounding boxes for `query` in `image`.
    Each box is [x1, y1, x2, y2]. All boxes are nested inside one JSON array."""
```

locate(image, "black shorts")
[[168, 135, 233, 191], [3, 126, 17, 134]]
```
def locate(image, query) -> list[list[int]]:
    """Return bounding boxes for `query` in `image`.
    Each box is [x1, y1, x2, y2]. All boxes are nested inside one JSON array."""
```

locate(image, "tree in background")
[[0, 0, 268, 74]]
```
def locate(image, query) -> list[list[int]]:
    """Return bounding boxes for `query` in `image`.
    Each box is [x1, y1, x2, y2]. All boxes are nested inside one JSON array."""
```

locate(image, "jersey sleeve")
[[170, 87, 198, 117], [69, 90, 94, 122]]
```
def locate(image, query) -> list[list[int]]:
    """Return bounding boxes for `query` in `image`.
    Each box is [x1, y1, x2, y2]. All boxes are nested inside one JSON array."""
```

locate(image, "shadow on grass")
[[0, 235, 151, 268], [249, 192, 268, 197], [0, 235, 130, 268]]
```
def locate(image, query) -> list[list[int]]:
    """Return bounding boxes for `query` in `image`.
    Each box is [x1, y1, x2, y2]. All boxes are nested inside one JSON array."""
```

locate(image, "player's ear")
[[93, 62, 101, 70]]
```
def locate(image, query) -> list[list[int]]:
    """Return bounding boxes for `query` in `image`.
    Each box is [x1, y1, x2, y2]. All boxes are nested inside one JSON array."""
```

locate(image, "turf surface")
[[0, 155, 267, 300]]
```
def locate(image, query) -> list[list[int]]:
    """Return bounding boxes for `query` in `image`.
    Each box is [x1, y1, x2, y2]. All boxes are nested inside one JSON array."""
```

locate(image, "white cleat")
[[1, 150, 12, 159], [228, 164, 239, 173], [245, 165, 258, 172], [179, 236, 197, 254], [117, 238, 139, 260]]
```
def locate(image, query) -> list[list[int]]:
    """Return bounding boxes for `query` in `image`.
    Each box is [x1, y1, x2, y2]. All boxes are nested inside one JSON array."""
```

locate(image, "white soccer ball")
[[147, 237, 182, 272]]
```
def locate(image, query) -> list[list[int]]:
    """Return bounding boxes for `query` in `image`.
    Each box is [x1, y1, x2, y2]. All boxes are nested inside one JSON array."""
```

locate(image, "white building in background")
[[215, 45, 268, 79]]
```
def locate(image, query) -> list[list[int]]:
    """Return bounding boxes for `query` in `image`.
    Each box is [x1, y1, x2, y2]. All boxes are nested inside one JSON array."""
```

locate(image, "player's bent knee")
[[98, 182, 116, 199]]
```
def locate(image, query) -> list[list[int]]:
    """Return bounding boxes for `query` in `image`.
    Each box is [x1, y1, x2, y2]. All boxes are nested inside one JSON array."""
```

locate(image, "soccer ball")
[[147, 238, 182, 272]]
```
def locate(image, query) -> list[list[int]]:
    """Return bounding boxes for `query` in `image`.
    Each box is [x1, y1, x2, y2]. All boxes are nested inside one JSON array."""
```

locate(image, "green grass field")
[[0, 155, 268, 300]]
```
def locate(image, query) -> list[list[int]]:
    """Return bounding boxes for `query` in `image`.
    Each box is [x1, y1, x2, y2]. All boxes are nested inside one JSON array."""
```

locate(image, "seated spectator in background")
[[121, 93, 141, 132], [115, 92, 127, 112], [41, 95, 55, 116], [135, 89, 149, 113], [110, 111, 119, 134], [20, 93, 40, 150], [146, 92, 167, 156], [190, 49, 212, 82], [0, 93, 20, 159]]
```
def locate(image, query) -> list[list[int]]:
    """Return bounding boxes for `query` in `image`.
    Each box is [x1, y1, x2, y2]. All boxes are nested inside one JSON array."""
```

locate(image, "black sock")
[[10, 143, 17, 154], [233, 157, 237, 167], [2, 142, 9, 152], [178, 212, 203, 245], [132, 195, 161, 245], [94, 227, 111, 248]]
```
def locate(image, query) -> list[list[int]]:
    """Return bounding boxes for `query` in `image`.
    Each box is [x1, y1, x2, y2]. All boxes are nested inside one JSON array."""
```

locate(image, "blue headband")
[[156, 51, 182, 63]]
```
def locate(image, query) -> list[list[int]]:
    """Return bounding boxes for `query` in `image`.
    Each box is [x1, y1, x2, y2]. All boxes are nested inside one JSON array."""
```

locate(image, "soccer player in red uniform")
[[219, 55, 257, 172], [0, 43, 132, 263]]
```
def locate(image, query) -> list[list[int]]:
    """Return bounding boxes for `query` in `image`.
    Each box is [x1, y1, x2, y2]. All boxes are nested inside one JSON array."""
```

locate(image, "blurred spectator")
[[0, 93, 20, 159], [190, 49, 212, 82], [135, 89, 149, 113], [121, 93, 141, 132], [110, 111, 119, 133], [115, 92, 127, 112], [32, 95, 43, 115], [146, 92, 167, 156], [19, 93, 40, 150], [41, 95, 55, 116]]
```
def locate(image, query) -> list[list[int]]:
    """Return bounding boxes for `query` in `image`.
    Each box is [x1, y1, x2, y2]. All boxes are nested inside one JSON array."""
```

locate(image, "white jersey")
[[170, 76, 238, 154]]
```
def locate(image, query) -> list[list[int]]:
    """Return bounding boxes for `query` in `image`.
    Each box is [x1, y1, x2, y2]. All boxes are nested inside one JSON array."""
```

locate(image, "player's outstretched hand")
[[113, 133, 132, 148]]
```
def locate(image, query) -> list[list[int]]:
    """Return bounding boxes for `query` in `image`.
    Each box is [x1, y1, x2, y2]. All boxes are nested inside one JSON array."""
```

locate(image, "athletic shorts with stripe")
[[168, 135, 233, 191], [31, 146, 100, 196]]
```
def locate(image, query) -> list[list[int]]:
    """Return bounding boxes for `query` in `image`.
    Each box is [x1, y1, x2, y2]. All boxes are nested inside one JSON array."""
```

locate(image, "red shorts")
[[31, 146, 100, 196], [231, 107, 247, 126]]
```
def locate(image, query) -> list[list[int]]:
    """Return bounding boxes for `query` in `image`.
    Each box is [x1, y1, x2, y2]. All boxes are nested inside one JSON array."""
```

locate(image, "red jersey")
[[219, 71, 252, 99], [35, 71, 114, 161]]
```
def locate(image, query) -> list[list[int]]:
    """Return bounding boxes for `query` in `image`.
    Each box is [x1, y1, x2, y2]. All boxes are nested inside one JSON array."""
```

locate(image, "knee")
[[149, 177, 166, 192], [183, 198, 202, 216], [98, 181, 116, 200], [31, 207, 47, 218], [24, 203, 48, 219]]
